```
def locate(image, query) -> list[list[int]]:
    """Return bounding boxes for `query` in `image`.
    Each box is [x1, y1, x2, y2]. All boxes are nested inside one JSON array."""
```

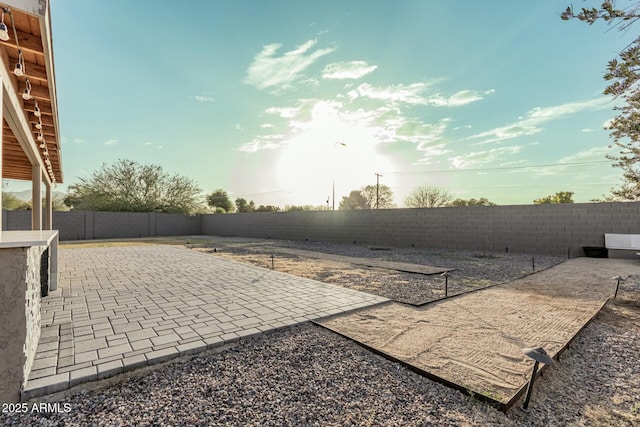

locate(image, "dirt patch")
[[317, 258, 640, 405], [190, 239, 563, 305]]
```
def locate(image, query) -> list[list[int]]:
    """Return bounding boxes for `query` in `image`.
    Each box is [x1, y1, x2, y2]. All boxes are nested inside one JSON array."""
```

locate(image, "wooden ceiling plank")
[[23, 99, 52, 116], [0, 29, 45, 55], [5, 54, 47, 81], [28, 114, 53, 126], [18, 81, 49, 100]]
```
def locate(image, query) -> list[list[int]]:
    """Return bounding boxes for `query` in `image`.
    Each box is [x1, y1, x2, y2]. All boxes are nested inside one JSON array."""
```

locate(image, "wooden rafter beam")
[[4, 54, 47, 82], [0, 29, 45, 55], [22, 99, 52, 116], [21, 61, 47, 82], [28, 113, 53, 126], [18, 82, 50, 101]]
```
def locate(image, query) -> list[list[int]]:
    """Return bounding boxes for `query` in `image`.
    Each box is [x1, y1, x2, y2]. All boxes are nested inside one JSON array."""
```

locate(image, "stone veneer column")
[[32, 166, 42, 231], [0, 246, 44, 403]]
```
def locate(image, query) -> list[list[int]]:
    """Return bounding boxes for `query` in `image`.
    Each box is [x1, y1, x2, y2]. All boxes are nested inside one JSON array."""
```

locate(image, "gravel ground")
[[2, 287, 638, 426], [193, 239, 565, 305], [2, 239, 636, 426]]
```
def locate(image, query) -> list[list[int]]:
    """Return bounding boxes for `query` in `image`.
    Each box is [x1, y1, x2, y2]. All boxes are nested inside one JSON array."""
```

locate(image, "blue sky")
[[8, 0, 634, 207]]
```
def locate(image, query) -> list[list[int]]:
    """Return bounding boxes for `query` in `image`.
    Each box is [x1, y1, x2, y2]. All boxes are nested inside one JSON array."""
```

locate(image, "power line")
[[381, 160, 611, 175], [391, 182, 619, 191]]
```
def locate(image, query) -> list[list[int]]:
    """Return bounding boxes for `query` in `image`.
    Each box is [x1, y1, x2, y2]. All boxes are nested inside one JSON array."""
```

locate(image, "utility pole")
[[375, 173, 383, 209]]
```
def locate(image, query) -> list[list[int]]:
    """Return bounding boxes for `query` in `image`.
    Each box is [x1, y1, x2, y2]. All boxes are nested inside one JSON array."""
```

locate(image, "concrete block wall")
[[155, 213, 202, 237], [2, 202, 639, 254], [2, 210, 202, 240], [2, 210, 31, 231], [0, 246, 44, 403], [201, 202, 640, 256]]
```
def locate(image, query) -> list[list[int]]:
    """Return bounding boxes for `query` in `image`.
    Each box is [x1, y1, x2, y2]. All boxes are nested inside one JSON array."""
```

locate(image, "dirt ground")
[[190, 239, 563, 305], [318, 257, 640, 405]]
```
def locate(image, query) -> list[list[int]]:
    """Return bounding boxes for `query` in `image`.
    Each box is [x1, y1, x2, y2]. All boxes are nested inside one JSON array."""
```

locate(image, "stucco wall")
[[0, 246, 43, 403]]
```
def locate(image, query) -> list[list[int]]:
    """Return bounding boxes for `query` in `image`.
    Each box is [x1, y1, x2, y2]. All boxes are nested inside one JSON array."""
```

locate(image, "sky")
[[7, 0, 636, 208]]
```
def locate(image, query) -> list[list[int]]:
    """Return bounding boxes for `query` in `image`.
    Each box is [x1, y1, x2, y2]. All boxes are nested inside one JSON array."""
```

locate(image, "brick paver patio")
[[23, 245, 388, 400]]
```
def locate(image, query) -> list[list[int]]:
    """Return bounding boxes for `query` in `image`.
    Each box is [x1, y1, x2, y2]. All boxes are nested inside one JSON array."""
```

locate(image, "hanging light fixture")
[[22, 78, 32, 100], [14, 49, 24, 76], [35, 118, 42, 130], [37, 131, 44, 142], [0, 10, 9, 42], [39, 140, 46, 149], [34, 101, 41, 117]]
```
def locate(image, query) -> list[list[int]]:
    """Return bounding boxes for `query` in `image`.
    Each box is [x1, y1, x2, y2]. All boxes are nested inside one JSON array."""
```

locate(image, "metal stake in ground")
[[441, 271, 450, 297], [270, 254, 275, 270], [612, 275, 625, 298], [521, 346, 555, 411], [531, 257, 535, 272]]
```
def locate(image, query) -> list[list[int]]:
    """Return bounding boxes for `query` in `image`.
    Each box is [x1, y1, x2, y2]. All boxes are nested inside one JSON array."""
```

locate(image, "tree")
[[235, 198, 255, 213], [64, 159, 203, 214], [533, 191, 575, 204], [207, 189, 234, 213], [562, 1, 640, 200], [284, 204, 325, 211], [339, 190, 369, 210], [27, 195, 69, 211], [404, 185, 453, 208], [2, 192, 30, 210], [449, 197, 496, 207], [255, 205, 281, 212], [360, 184, 395, 209]]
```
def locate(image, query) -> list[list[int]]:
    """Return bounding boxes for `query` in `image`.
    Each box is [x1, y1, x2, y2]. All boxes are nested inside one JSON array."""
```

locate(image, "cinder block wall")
[[201, 202, 640, 256], [2, 211, 201, 240], [2, 202, 639, 255]]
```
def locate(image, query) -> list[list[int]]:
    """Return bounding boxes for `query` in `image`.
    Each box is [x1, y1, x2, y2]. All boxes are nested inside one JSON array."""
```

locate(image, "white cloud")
[[144, 141, 153, 146], [449, 145, 523, 169], [602, 118, 614, 129], [498, 159, 527, 167], [244, 39, 335, 92], [348, 83, 488, 108], [414, 143, 452, 165], [266, 106, 302, 118], [256, 97, 454, 161], [347, 82, 431, 105], [428, 89, 488, 107], [322, 61, 378, 79], [513, 145, 613, 177], [104, 138, 118, 146], [73, 138, 85, 144], [468, 97, 611, 145], [190, 95, 216, 102], [581, 128, 595, 132], [527, 97, 610, 120], [260, 123, 275, 129], [558, 145, 612, 164], [238, 134, 286, 153]]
